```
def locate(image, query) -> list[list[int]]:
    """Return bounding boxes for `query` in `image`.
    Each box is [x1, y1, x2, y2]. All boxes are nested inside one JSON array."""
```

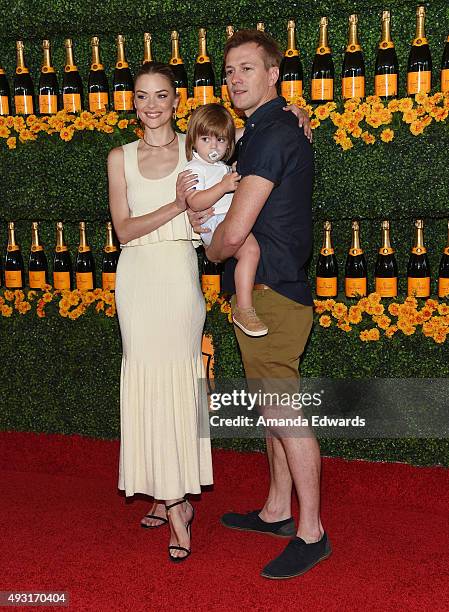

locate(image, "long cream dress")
[[115, 133, 213, 499]]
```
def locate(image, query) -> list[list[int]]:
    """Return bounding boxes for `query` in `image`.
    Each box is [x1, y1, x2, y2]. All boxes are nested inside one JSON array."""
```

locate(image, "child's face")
[[195, 134, 228, 163]]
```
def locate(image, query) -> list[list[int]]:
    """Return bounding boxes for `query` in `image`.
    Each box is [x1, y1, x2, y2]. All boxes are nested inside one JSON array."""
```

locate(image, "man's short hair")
[[224, 29, 283, 69]]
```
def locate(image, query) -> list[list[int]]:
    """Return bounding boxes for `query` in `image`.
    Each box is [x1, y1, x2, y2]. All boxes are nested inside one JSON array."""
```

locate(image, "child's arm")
[[186, 171, 240, 212]]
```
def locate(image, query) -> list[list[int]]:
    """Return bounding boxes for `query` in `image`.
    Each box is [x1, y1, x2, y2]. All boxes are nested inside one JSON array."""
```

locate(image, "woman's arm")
[[107, 147, 196, 244]]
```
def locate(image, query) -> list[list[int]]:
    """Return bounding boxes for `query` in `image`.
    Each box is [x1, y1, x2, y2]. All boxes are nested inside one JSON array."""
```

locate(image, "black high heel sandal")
[[140, 503, 168, 529], [165, 498, 194, 563]]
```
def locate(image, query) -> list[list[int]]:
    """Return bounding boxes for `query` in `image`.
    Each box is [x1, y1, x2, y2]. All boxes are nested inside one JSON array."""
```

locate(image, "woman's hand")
[[186, 206, 215, 234], [174, 170, 198, 212], [283, 104, 313, 143]]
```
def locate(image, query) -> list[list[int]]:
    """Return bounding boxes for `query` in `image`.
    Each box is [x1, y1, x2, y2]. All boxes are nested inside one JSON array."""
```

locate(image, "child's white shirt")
[[184, 151, 233, 214]]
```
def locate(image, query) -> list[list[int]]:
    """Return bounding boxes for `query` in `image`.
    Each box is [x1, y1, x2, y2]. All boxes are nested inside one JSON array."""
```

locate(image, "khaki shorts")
[[231, 288, 313, 382]]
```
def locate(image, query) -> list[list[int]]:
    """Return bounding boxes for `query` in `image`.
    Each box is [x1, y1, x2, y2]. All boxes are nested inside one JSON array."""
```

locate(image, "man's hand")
[[186, 206, 215, 234], [283, 104, 313, 143]]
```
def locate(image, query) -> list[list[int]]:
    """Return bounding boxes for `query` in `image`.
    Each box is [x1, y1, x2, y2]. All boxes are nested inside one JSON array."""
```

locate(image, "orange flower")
[[410, 120, 424, 136], [4, 290, 14, 301], [403, 109, 418, 124], [375, 315, 391, 330], [361, 131, 375, 145], [319, 315, 332, 328], [385, 325, 398, 338], [59, 126, 74, 142], [118, 119, 129, 130], [315, 105, 330, 120], [368, 328, 380, 341], [6, 136, 16, 149], [313, 300, 327, 315], [437, 303, 449, 316], [348, 305, 363, 324], [380, 128, 394, 143], [332, 303, 348, 319], [1, 304, 13, 317], [310, 118, 320, 130], [17, 301, 31, 314]]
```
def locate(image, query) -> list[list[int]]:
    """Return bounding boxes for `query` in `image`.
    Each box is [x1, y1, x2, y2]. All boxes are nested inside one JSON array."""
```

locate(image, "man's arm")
[[206, 174, 274, 262]]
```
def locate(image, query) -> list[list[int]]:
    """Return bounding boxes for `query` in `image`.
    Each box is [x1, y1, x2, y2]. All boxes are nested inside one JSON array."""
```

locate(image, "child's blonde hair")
[[185, 103, 235, 162]]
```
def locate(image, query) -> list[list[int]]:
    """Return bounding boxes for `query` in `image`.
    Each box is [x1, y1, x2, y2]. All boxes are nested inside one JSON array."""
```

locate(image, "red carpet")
[[1, 432, 448, 612]]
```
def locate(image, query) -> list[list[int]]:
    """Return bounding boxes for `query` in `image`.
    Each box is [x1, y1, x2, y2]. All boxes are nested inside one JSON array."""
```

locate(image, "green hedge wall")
[[1, 0, 449, 465]]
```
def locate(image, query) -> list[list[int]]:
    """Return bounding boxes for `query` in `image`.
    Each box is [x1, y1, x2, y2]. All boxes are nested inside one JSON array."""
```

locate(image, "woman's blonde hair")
[[185, 103, 235, 161]]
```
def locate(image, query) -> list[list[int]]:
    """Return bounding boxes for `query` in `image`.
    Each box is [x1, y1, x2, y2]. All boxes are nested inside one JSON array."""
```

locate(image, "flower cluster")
[[174, 96, 245, 133], [299, 92, 449, 151], [314, 293, 449, 344], [1, 92, 448, 151], [0, 110, 135, 148], [0, 287, 116, 319], [203, 288, 449, 344]]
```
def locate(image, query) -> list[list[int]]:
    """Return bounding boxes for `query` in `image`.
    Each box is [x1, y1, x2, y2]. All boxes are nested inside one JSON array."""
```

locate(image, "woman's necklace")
[[143, 132, 177, 148]]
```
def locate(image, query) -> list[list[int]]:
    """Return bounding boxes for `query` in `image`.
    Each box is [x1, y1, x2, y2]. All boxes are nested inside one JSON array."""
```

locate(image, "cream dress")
[[115, 133, 213, 499]]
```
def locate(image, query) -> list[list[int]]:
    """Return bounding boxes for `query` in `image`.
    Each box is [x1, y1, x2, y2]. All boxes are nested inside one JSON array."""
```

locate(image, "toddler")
[[185, 103, 267, 337]]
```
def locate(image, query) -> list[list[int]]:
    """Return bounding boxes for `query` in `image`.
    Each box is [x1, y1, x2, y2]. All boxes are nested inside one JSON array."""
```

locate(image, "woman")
[[108, 62, 213, 562]]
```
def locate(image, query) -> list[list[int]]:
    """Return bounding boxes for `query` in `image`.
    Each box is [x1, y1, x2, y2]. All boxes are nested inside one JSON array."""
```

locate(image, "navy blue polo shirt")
[[222, 96, 314, 306]]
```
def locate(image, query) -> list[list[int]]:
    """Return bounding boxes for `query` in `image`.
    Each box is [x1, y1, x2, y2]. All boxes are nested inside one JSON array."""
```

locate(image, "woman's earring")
[[173, 107, 177, 120]]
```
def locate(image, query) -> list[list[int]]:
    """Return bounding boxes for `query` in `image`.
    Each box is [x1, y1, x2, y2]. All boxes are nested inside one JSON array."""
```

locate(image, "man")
[[191, 29, 331, 580]]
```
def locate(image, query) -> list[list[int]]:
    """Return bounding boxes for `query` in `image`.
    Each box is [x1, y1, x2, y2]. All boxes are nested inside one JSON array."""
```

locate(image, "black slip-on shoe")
[[261, 532, 332, 579], [220, 509, 296, 538]]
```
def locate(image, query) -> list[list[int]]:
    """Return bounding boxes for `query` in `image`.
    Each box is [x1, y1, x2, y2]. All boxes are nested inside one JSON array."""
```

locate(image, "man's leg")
[[259, 435, 293, 522]]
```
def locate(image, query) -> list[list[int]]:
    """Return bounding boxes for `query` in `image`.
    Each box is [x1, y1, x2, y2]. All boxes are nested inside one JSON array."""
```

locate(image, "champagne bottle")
[[407, 219, 430, 298], [345, 220, 367, 298], [342, 14, 365, 100], [280, 20, 304, 100], [375, 221, 398, 298], [76, 222, 95, 290], [316, 221, 338, 297], [28, 221, 48, 289], [53, 221, 72, 290], [220, 25, 234, 102], [102, 222, 120, 291], [62, 39, 84, 112], [375, 11, 399, 99], [14, 41, 34, 115], [407, 6, 432, 95], [142, 32, 154, 64], [311, 17, 334, 103], [201, 250, 221, 293], [113, 35, 134, 112], [0, 62, 11, 116], [38, 40, 59, 115], [194, 28, 215, 105], [437, 221, 449, 298], [4, 222, 25, 289], [256, 23, 265, 32], [441, 35, 449, 94], [169, 31, 188, 108], [88, 36, 109, 112]]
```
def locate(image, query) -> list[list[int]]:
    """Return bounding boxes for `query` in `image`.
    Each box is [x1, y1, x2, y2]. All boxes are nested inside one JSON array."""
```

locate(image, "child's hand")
[[221, 171, 241, 193]]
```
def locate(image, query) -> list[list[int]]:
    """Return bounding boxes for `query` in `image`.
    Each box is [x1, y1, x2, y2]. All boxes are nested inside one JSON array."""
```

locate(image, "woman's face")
[[134, 73, 178, 130]]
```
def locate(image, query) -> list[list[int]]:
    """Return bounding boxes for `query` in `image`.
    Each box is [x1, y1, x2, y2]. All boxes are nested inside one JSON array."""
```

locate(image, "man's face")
[[225, 42, 279, 116]]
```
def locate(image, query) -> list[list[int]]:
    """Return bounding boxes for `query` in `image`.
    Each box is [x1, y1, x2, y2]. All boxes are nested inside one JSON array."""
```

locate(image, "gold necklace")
[[143, 132, 177, 148]]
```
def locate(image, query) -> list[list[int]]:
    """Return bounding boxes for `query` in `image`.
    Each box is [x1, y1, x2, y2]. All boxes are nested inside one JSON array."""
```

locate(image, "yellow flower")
[[6, 136, 16, 149], [366, 113, 382, 128], [17, 301, 31, 314], [0, 125, 10, 138], [42, 292, 52, 303], [398, 98, 413, 112], [315, 105, 330, 120], [1, 304, 13, 317], [82, 291, 96, 305], [206, 302, 212, 311], [385, 325, 397, 338], [313, 300, 327, 314], [375, 315, 391, 330], [433, 331, 447, 344], [105, 112, 119, 126], [380, 128, 394, 143], [361, 131, 375, 145], [437, 304, 449, 316], [332, 303, 348, 319], [177, 118, 188, 132], [73, 117, 86, 130], [96, 301, 105, 312], [410, 120, 424, 136], [348, 305, 363, 324], [432, 107, 448, 122], [388, 99, 400, 112], [319, 314, 332, 328], [324, 299, 336, 310], [387, 302, 400, 317], [59, 298, 71, 310], [310, 118, 320, 129], [118, 119, 129, 129], [60, 126, 74, 141], [368, 328, 380, 341], [105, 305, 115, 317], [340, 137, 353, 151], [220, 303, 231, 314], [13, 116, 26, 131], [359, 329, 370, 341], [4, 290, 14, 301]]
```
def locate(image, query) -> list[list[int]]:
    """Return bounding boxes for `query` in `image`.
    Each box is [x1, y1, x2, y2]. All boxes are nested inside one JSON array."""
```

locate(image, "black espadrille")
[[261, 532, 332, 579], [220, 509, 296, 538]]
